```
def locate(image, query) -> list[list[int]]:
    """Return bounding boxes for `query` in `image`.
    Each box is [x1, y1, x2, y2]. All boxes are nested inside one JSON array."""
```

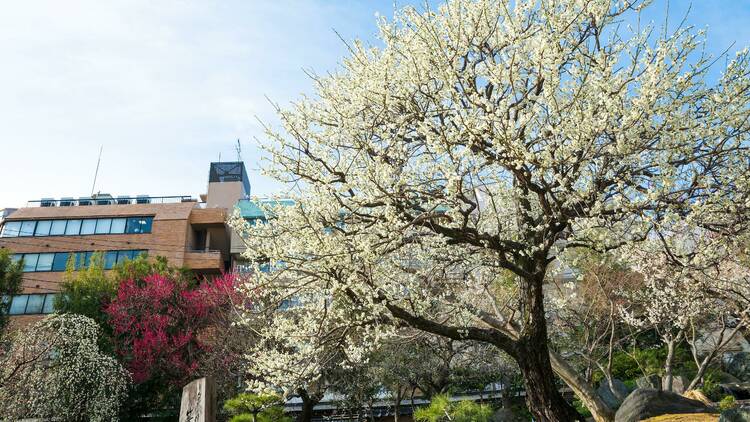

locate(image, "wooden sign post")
[[179, 377, 217, 422]]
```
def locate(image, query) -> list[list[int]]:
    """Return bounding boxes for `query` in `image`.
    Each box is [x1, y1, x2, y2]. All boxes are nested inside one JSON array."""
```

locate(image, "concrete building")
[[0, 162, 250, 324]]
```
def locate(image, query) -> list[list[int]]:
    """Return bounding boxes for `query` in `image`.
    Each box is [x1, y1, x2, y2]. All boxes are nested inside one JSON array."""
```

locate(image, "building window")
[[52, 252, 69, 271], [42, 294, 56, 313], [80, 219, 96, 235], [36, 253, 54, 271], [110, 218, 126, 234], [7, 294, 58, 315], [95, 218, 112, 234], [50, 220, 67, 235], [22, 254, 38, 272], [0, 216, 154, 237], [104, 251, 118, 269], [8, 295, 28, 315], [126, 217, 153, 234], [20, 221, 36, 237], [34, 220, 52, 236], [12, 250, 147, 272], [1, 221, 22, 237], [25, 294, 45, 314], [65, 219, 82, 235]]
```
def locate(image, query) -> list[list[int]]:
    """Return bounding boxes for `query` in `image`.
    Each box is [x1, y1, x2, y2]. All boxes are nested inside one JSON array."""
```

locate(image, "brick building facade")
[[0, 162, 249, 324]]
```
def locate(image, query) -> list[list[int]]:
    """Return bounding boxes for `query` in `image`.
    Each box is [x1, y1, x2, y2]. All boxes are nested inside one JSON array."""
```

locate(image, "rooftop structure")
[[27, 195, 195, 208]]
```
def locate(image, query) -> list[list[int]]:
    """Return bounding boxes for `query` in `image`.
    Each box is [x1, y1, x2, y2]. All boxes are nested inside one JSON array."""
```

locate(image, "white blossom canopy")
[[232, 0, 750, 416]]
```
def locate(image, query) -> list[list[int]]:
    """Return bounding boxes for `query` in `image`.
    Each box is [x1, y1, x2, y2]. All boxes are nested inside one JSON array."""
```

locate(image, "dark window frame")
[[6, 293, 58, 315], [14, 250, 148, 272]]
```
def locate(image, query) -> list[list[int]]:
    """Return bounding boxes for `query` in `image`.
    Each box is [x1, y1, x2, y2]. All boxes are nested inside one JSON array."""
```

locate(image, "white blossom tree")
[[233, 0, 750, 420], [0, 314, 131, 421], [620, 231, 750, 392]]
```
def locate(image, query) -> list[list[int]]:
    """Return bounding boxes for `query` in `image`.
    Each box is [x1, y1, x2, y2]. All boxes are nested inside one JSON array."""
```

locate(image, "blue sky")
[[1, 0, 749, 207]]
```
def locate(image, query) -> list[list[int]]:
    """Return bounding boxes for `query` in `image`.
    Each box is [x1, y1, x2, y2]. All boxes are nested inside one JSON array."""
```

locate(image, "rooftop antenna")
[[91, 145, 103, 196], [235, 139, 242, 162]]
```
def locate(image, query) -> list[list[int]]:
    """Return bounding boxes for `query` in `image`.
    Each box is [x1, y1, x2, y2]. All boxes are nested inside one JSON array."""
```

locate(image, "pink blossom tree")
[[105, 272, 241, 414]]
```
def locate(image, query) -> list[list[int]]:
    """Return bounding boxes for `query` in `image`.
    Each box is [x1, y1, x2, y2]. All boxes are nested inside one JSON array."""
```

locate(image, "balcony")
[[189, 208, 227, 226], [183, 249, 224, 272]]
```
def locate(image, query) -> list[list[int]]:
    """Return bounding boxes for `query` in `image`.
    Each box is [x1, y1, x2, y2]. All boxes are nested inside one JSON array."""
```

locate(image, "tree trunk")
[[687, 352, 713, 392], [517, 339, 584, 421], [516, 273, 584, 422], [297, 388, 320, 422], [549, 352, 615, 422], [664, 339, 676, 392], [393, 388, 401, 422]]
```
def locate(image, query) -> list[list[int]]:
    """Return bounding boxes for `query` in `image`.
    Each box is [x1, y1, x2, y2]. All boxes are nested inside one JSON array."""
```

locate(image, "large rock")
[[721, 382, 750, 400], [614, 388, 711, 422], [597, 379, 632, 409], [720, 408, 750, 422], [663, 375, 686, 394], [636, 374, 662, 390], [727, 352, 750, 381]]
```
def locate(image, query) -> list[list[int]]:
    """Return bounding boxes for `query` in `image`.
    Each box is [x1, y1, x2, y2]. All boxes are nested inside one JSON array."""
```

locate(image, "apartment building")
[[0, 162, 250, 324]]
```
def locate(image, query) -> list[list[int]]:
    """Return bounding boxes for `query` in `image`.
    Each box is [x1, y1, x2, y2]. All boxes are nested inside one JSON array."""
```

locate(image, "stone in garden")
[[721, 383, 750, 400], [490, 408, 526, 422], [614, 388, 710, 422], [720, 408, 750, 422], [662, 375, 686, 394], [596, 378, 631, 409], [636, 374, 661, 390], [179, 377, 217, 422], [727, 352, 750, 381]]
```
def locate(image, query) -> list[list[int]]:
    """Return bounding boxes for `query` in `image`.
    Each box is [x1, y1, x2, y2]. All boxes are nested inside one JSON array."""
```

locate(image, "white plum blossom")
[[0, 314, 131, 421], [232, 0, 750, 420], [619, 230, 750, 392]]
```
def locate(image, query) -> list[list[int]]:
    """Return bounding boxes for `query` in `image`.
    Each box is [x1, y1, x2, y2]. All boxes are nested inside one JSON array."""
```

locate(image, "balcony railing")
[[183, 249, 224, 272], [27, 195, 196, 207]]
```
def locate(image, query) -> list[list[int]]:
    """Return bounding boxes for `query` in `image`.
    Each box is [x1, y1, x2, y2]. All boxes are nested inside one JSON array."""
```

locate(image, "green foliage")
[[719, 395, 737, 411], [699, 371, 724, 402], [0, 248, 23, 339], [606, 345, 696, 382], [113, 255, 192, 286], [573, 397, 592, 418], [413, 395, 493, 422], [256, 406, 293, 422], [229, 415, 255, 422], [224, 393, 291, 422], [54, 253, 114, 326]]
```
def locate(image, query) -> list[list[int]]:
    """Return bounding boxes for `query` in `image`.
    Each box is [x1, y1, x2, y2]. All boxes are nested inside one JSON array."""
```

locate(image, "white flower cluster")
[[618, 227, 750, 338], [0, 314, 131, 421], [229, 0, 750, 414]]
